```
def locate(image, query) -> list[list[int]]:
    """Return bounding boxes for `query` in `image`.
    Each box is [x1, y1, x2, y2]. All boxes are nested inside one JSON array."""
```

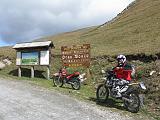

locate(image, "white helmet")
[[117, 55, 126, 64]]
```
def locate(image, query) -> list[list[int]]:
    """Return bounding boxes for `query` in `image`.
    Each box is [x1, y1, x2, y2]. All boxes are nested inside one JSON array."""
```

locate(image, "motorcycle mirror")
[[101, 70, 106, 74]]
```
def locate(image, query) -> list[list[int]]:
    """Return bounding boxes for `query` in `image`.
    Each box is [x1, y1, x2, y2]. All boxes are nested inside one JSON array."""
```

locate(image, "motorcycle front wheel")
[[96, 84, 109, 103], [71, 78, 81, 90], [124, 92, 140, 113], [53, 76, 64, 87]]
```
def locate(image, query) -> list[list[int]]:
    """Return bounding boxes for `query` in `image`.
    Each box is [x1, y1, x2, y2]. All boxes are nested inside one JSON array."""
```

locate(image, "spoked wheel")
[[71, 78, 81, 90], [96, 84, 109, 103], [53, 76, 64, 87], [124, 92, 140, 113]]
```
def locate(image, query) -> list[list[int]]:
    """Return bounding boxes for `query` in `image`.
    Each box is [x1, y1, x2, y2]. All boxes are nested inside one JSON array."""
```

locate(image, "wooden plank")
[[18, 67, 21, 77], [46, 66, 50, 80], [31, 66, 34, 78]]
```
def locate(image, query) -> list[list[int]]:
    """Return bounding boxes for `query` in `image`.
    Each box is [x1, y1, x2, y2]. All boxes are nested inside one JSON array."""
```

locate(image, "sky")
[[0, 0, 134, 46]]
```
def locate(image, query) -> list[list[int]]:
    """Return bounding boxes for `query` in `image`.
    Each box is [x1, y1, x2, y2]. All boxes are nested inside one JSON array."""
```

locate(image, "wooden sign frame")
[[61, 44, 90, 67]]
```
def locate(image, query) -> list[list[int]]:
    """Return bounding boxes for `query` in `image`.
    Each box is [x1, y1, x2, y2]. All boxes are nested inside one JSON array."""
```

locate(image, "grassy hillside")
[[1, 0, 160, 58], [0, 46, 15, 60], [36, 0, 160, 56]]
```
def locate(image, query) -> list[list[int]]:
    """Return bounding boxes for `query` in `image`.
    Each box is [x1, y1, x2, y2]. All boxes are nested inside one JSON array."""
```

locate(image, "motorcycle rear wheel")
[[96, 84, 109, 103], [53, 76, 64, 87], [124, 92, 140, 113], [71, 78, 81, 90]]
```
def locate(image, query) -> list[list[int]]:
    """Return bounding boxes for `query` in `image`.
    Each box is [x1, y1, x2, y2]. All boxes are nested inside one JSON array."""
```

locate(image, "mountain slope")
[[1, 0, 160, 58], [36, 0, 160, 56]]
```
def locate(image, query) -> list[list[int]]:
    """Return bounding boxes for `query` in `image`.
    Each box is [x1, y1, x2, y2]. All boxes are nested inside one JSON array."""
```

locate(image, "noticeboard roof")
[[13, 41, 54, 49]]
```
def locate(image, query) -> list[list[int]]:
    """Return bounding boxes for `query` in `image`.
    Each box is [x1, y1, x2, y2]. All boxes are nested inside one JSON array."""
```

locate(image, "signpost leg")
[[31, 66, 34, 78], [84, 67, 91, 85], [47, 66, 50, 80], [18, 67, 21, 77]]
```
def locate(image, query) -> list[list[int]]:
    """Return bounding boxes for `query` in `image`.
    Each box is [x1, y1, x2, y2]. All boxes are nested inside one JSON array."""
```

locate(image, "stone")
[[0, 62, 5, 69], [149, 71, 156, 76], [2, 59, 12, 65]]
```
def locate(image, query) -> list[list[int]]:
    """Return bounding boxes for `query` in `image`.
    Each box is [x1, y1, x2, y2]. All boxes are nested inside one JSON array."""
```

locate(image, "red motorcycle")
[[53, 68, 81, 90]]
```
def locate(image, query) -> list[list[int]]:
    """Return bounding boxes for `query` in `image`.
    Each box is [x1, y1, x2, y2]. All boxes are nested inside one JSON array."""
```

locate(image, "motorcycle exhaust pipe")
[[122, 97, 133, 103]]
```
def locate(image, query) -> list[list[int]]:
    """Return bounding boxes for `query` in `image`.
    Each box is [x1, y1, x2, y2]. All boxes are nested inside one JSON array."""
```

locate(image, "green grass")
[[141, 107, 160, 120]]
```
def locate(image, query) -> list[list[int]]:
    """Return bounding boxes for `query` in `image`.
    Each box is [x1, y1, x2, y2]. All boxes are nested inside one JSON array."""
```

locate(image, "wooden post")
[[31, 66, 34, 78], [18, 66, 21, 77], [47, 66, 50, 80], [84, 67, 91, 85]]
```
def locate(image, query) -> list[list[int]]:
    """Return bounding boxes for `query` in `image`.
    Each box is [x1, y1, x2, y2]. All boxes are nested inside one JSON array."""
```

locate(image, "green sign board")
[[21, 52, 39, 65]]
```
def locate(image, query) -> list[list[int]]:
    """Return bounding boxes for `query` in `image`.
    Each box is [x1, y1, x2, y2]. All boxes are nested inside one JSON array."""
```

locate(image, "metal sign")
[[61, 44, 90, 67]]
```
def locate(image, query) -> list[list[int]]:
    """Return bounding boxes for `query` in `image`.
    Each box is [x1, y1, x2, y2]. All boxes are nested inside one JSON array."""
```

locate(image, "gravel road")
[[0, 78, 151, 120]]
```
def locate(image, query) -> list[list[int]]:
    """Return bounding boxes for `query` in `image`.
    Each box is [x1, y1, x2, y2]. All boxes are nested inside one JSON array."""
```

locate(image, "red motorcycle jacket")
[[113, 63, 133, 81]]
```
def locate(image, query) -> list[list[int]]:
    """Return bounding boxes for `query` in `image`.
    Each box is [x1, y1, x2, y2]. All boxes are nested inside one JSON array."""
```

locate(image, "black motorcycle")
[[96, 70, 146, 113]]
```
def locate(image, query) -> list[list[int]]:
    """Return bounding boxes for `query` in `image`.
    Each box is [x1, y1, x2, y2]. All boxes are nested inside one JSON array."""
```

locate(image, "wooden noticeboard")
[[61, 44, 90, 67], [13, 41, 54, 80]]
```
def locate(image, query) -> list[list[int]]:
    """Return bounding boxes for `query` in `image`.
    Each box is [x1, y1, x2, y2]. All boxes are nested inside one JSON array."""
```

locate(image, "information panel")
[[40, 50, 49, 65], [21, 52, 39, 65], [61, 44, 90, 67]]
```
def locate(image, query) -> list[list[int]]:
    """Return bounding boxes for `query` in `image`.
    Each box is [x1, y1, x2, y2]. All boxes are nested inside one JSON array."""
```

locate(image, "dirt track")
[[0, 78, 152, 120]]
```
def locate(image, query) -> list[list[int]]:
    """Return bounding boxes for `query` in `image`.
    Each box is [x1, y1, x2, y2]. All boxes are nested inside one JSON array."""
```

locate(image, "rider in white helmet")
[[117, 54, 126, 67], [113, 55, 133, 97]]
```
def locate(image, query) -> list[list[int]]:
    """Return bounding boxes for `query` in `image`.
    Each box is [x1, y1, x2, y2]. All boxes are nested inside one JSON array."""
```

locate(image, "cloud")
[[0, 0, 134, 44]]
